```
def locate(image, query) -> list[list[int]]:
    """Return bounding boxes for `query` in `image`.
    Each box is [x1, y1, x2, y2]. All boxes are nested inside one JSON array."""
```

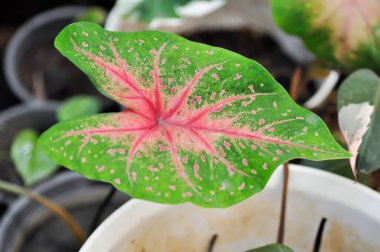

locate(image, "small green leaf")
[[39, 22, 349, 207], [11, 129, 58, 186], [77, 7, 107, 24], [57, 95, 101, 122], [271, 0, 380, 71], [245, 243, 294, 252], [338, 69, 380, 174]]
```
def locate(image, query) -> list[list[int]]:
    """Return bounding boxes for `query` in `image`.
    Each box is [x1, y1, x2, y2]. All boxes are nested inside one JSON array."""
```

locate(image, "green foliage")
[[271, 0, 380, 71], [77, 7, 107, 24], [245, 243, 294, 252], [57, 95, 101, 122], [122, 0, 202, 24], [338, 69, 380, 174], [11, 129, 58, 186], [39, 22, 349, 207]]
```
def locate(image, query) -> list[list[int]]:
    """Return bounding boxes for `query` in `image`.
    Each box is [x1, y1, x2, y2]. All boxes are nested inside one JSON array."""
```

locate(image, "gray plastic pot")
[[0, 102, 59, 205], [0, 171, 130, 252], [3, 6, 112, 108]]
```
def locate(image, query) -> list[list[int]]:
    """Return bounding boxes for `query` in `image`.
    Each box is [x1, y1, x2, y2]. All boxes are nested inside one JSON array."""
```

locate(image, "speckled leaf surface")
[[271, 0, 380, 71], [338, 69, 380, 174], [39, 22, 350, 207]]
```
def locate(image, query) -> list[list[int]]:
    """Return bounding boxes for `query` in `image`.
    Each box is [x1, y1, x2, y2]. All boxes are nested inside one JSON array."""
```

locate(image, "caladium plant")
[[271, 0, 380, 71], [39, 22, 350, 207]]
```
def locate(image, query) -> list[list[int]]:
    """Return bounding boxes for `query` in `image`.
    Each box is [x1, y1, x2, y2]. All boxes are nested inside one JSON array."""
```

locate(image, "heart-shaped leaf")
[[11, 129, 59, 186], [338, 69, 380, 175], [271, 0, 380, 71], [39, 22, 349, 207], [245, 243, 294, 252]]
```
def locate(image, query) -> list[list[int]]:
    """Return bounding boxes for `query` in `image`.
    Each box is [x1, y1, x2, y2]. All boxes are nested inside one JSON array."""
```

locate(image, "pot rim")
[[0, 102, 59, 124], [80, 164, 380, 251], [3, 5, 88, 102]]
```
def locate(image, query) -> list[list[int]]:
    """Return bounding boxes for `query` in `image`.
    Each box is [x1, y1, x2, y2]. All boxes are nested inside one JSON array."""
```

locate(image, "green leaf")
[[77, 6, 107, 25], [121, 0, 202, 24], [57, 95, 101, 122], [271, 0, 380, 71], [39, 22, 350, 207], [11, 129, 59, 186], [245, 243, 294, 252], [338, 69, 380, 174]]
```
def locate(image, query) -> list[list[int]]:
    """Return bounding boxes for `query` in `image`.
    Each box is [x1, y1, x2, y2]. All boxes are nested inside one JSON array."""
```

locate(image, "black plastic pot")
[[0, 171, 130, 252], [3, 6, 113, 108], [0, 102, 58, 205], [0, 26, 19, 111]]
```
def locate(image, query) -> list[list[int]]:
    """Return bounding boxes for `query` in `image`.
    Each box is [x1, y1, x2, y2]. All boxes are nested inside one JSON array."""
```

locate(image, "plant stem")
[[313, 217, 327, 252], [0, 180, 85, 245], [207, 234, 218, 252], [32, 70, 47, 101], [276, 68, 302, 244], [290, 67, 302, 100], [277, 162, 289, 244], [88, 186, 116, 235]]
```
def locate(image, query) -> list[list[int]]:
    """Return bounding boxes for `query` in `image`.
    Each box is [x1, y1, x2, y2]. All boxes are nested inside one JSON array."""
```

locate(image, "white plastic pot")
[[81, 164, 380, 252]]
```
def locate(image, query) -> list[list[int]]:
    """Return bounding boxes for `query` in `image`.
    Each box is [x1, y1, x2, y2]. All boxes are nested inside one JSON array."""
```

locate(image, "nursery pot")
[[81, 164, 380, 252], [0, 102, 59, 205], [3, 6, 112, 108], [0, 171, 130, 252]]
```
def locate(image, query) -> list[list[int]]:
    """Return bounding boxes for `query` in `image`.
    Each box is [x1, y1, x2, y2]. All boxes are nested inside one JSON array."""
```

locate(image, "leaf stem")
[[88, 186, 117, 235], [277, 162, 289, 244], [277, 68, 302, 244], [290, 67, 302, 100], [207, 233, 218, 252], [32, 70, 47, 101], [313, 217, 327, 252], [0, 180, 85, 245]]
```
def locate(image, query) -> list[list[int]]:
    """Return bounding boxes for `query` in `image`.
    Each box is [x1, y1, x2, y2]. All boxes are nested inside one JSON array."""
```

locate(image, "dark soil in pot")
[[0, 172, 130, 252], [183, 28, 313, 97], [19, 39, 97, 101], [4, 6, 114, 109]]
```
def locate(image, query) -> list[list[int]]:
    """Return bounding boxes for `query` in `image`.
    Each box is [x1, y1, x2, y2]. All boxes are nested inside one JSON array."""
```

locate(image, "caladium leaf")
[[245, 243, 294, 252], [11, 129, 58, 186], [338, 69, 380, 175], [39, 22, 350, 207], [271, 0, 380, 71]]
